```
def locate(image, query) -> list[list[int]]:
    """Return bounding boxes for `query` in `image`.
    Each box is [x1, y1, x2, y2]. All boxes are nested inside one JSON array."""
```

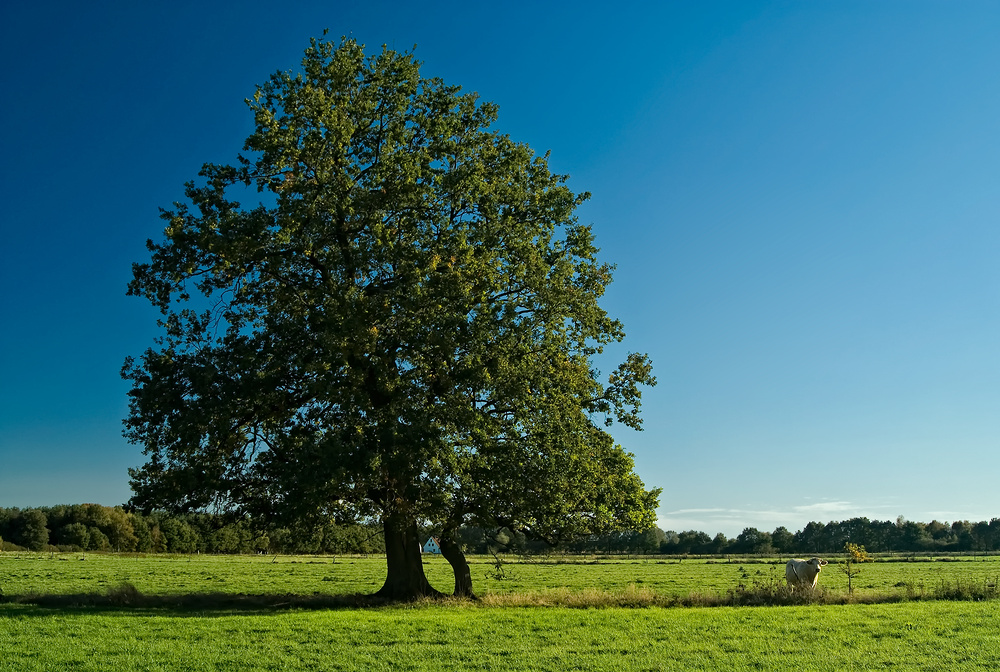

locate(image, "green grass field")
[[2, 600, 999, 671], [2, 552, 997, 598], [2, 553, 999, 670]]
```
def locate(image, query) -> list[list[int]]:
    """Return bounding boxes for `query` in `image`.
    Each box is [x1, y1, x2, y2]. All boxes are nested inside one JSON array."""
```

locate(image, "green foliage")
[[842, 542, 874, 595], [130, 514, 152, 552], [2, 506, 999, 560], [57, 523, 91, 550], [122, 35, 657, 597], [731, 527, 774, 555], [661, 517, 1000, 556], [0, 506, 273, 555], [770, 525, 794, 553], [19, 510, 49, 552], [87, 528, 111, 552]]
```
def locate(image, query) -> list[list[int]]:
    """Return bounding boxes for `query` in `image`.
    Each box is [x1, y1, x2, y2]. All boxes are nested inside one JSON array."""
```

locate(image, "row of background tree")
[[0, 505, 998, 555], [655, 516, 1000, 556]]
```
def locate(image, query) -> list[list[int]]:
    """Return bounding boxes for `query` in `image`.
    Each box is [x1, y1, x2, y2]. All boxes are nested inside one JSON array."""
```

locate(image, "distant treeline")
[[0, 505, 998, 556], [462, 517, 1000, 556], [0, 505, 379, 555], [653, 517, 1000, 556]]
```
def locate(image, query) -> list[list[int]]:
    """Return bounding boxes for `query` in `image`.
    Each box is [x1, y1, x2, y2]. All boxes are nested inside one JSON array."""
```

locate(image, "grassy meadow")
[[2, 551, 998, 599], [2, 552, 999, 670]]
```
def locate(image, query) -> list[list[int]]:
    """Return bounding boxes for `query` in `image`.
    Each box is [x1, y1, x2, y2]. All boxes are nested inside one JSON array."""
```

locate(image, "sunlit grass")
[[1, 601, 999, 671], [2, 552, 999, 670], [2, 552, 998, 602]]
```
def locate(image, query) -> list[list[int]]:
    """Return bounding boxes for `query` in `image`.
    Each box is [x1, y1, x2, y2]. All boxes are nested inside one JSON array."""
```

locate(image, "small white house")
[[422, 537, 441, 554]]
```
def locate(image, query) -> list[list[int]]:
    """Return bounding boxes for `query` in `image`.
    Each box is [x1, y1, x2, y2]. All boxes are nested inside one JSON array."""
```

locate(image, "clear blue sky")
[[2, 1, 999, 537]]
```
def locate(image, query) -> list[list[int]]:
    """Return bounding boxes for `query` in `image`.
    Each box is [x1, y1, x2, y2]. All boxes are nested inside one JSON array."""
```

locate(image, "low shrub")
[[933, 577, 999, 601]]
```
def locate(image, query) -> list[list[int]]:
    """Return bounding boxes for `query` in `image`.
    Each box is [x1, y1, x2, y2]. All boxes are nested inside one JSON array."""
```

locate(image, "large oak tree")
[[124, 36, 659, 599]]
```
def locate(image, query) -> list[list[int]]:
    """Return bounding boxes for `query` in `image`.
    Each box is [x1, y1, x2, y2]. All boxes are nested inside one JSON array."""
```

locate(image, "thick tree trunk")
[[376, 511, 440, 600], [438, 533, 475, 598]]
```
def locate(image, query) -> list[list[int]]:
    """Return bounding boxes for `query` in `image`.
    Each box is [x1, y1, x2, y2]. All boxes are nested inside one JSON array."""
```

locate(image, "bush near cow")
[[842, 542, 874, 595]]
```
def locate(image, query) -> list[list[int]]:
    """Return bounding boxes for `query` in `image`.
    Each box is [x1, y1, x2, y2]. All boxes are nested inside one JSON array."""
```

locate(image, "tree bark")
[[439, 533, 475, 598], [376, 510, 440, 600]]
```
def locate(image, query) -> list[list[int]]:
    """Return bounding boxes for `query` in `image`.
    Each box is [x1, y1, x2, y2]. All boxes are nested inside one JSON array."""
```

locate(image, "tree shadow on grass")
[[0, 583, 411, 616], [3, 576, 996, 617]]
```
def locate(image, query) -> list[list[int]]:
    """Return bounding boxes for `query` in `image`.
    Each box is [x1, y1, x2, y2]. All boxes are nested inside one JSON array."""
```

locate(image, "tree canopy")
[[123, 35, 659, 599]]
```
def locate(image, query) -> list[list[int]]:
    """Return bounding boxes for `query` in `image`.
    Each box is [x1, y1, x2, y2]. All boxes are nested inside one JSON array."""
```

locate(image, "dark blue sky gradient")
[[2, 1, 999, 535]]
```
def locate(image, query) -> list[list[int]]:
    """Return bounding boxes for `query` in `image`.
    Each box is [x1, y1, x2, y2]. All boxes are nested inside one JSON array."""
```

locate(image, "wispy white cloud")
[[792, 501, 855, 514], [668, 508, 729, 514]]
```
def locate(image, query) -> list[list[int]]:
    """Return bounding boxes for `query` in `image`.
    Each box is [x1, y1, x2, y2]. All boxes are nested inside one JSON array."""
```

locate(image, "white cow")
[[785, 557, 828, 589]]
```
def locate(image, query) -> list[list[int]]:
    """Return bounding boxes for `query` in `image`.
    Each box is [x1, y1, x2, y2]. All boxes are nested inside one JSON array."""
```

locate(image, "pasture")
[[2, 552, 999, 670], [2, 552, 998, 599]]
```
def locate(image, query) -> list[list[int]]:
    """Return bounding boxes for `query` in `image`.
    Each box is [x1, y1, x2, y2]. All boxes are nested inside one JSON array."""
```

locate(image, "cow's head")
[[809, 557, 828, 570]]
